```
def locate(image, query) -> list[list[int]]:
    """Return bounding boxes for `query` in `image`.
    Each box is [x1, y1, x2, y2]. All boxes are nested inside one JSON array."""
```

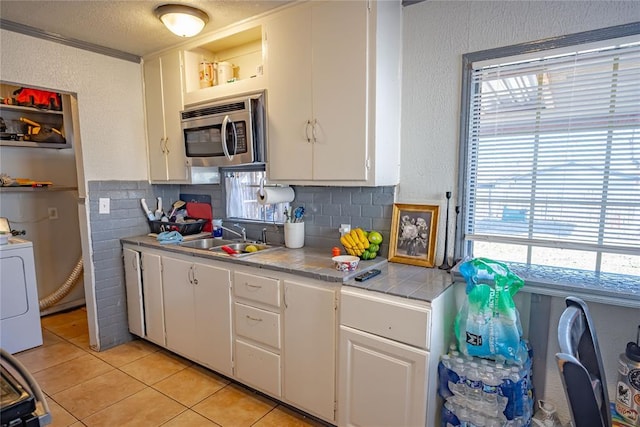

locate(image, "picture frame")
[[388, 203, 439, 267]]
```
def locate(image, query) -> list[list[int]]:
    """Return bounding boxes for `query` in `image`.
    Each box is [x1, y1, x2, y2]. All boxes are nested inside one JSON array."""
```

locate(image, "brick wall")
[[87, 180, 179, 349]]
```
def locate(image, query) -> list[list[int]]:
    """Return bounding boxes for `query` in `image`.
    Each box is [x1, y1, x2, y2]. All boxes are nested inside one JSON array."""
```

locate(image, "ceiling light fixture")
[[155, 4, 209, 38]]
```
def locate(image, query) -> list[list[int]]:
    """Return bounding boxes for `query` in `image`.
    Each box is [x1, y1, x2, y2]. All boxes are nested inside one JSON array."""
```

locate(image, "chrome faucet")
[[220, 224, 246, 241]]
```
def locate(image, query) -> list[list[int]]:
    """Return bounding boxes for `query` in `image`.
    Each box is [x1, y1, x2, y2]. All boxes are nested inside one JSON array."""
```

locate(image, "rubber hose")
[[39, 257, 84, 310]]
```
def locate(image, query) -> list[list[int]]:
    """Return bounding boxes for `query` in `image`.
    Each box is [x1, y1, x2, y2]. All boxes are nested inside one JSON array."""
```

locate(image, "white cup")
[[284, 222, 304, 249]]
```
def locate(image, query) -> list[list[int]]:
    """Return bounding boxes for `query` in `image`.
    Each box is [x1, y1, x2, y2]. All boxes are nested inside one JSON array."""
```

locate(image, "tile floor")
[[15, 307, 327, 427]]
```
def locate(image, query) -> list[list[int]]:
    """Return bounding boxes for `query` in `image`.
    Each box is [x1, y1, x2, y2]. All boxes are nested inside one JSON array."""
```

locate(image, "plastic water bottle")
[[438, 355, 458, 399], [498, 366, 518, 420], [465, 362, 484, 403], [481, 367, 501, 405], [442, 400, 461, 427], [510, 366, 526, 418], [452, 357, 467, 397]]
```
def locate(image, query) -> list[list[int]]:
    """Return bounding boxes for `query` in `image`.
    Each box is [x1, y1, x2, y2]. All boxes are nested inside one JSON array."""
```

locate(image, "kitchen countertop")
[[121, 235, 455, 303]]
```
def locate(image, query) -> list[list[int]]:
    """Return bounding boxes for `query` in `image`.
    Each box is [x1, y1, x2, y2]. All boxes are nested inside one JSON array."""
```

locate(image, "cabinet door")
[[162, 256, 197, 359], [123, 248, 144, 337], [267, 2, 369, 182], [160, 52, 187, 181], [311, 1, 368, 181], [143, 57, 168, 182], [265, 3, 314, 181], [338, 326, 428, 427], [192, 262, 233, 376], [283, 280, 336, 421], [141, 252, 164, 346], [143, 52, 186, 182]]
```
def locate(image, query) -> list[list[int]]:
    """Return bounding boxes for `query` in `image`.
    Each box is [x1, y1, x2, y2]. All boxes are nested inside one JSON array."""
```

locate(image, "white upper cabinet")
[[141, 0, 401, 186], [265, 0, 402, 186], [143, 52, 187, 182]]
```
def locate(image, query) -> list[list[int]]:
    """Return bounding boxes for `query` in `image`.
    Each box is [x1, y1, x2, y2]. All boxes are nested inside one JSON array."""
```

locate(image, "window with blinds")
[[460, 29, 640, 276]]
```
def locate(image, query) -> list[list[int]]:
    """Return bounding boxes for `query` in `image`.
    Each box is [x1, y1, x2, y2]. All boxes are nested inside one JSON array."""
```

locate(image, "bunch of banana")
[[340, 228, 370, 257]]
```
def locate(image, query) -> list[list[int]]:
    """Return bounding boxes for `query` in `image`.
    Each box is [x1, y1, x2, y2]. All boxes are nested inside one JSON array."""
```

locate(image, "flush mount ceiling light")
[[155, 4, 209, 37]]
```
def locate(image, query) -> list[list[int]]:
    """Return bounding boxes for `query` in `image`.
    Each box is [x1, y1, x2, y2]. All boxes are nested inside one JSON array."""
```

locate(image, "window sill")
[[454, 262, 640, 308]]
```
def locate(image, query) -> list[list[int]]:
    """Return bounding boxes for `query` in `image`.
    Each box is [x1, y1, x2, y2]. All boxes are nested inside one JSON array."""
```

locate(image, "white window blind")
[[465, 39, 640, 259]]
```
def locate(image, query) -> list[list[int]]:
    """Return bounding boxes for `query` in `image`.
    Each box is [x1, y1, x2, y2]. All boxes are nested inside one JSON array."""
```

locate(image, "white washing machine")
[[0, 237, 43, 354]]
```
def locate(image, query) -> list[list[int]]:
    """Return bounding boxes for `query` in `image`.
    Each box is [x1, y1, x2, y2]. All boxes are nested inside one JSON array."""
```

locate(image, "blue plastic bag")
[[454, 258, 527, 363]]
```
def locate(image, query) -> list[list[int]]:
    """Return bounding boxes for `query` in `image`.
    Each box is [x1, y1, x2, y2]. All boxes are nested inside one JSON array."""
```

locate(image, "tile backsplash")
[[180, 184, 395, 253]]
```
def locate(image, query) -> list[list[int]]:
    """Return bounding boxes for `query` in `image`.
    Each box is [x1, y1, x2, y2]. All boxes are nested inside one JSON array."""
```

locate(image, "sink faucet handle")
[[232, 223, 247, 241]]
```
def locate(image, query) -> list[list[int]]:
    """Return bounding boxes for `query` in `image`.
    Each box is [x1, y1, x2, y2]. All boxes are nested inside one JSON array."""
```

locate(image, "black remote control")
[[355, 269, 381, 282]]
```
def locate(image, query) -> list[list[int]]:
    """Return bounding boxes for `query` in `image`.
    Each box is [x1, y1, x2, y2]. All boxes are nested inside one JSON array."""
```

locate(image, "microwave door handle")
[[221, 115, 233, 161], [231, 121, 238, 157]]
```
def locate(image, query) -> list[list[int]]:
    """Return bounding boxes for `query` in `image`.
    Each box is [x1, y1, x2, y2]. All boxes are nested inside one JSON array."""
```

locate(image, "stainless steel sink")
[[209, 242, 274, 257], [180, 238, 277, 256], [179, 238, 236, 250]]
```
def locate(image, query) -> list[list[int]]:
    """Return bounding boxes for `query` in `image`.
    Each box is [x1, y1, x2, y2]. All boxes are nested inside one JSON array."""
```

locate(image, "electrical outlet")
[[99, 198, 110, 214], [48, 207, 58, 220], [339, 224, 351, 236]]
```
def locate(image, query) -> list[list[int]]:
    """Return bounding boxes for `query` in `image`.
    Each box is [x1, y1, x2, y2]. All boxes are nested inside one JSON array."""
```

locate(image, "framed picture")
[[388, 203, 439, 267]]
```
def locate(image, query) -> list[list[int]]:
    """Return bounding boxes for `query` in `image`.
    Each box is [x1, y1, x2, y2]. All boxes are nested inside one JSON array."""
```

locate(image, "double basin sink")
[[179, 238, 276, 257]]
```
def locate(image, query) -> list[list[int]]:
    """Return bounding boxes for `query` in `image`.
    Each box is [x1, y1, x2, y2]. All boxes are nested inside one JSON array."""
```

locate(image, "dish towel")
[[157, 231, 183, 244]]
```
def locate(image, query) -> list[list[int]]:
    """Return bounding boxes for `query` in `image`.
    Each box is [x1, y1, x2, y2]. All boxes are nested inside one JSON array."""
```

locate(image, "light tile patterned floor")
[[15, 307, 327, 427]]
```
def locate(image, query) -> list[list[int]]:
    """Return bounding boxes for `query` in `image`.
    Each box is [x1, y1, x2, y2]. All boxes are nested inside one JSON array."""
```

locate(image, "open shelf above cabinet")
[[182, 25, 265, 106], [1, 83, 73, 149]]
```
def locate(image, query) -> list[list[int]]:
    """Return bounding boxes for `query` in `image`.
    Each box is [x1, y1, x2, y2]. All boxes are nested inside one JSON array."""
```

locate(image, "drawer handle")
[[246, 315, 263, 322], [245, 283, 262, 289]]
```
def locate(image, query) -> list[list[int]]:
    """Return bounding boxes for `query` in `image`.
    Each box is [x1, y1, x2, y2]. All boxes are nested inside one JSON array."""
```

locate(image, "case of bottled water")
[[439, 343, 535, 427]]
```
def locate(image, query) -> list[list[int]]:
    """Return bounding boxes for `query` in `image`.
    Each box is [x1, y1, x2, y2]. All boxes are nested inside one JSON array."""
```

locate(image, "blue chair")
[[556, 297, 611, 427]]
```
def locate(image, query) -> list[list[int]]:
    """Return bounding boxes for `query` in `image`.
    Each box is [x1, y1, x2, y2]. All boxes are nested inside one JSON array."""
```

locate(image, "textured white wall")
[[0, 30, 148, 183], [400, 0, 639, 265], [400, 1, 640, 422]]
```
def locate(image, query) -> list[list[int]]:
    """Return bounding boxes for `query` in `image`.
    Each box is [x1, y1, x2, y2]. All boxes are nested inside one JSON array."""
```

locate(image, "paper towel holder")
[[252, 178, 291, 195]]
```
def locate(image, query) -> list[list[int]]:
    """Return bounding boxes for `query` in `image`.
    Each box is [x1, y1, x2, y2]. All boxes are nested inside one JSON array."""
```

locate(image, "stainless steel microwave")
[[180, 91, 266, 167]]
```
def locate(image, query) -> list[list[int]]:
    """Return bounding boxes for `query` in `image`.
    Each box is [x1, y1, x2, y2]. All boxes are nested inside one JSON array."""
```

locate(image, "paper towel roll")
[[257, 187, 295, 205]]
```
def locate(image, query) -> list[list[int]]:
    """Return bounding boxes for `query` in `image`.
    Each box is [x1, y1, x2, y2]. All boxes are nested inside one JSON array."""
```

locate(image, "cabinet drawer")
[[341, 289, 431, 350], [235, 339, 281, 397], [234, 302, 281, 349], [234, 271, 281, 307]]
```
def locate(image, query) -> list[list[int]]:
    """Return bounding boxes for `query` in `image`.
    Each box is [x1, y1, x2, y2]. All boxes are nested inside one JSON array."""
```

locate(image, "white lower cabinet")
[[232, 270, 282, 396], [232, 271, 338, 424], [283, 279, 336, 421], [126, 245, 463, 427], [162, 255, 232, 376], [339, 326, 428, 427], [123, 247, 165, 346], [235, 339, 281, 396], [338, 286, 457, 427]]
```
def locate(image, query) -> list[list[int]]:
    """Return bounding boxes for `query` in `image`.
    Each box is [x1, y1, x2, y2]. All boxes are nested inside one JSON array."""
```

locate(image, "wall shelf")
[[0, 186, 78, 193]]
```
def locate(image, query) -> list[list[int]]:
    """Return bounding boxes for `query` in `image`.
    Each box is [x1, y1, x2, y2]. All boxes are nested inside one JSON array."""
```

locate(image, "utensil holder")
[[284, 222, 304, 248]]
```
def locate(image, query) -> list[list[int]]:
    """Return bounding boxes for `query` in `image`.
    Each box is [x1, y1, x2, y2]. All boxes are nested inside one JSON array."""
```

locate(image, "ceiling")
[[0, 1, 295, 60]]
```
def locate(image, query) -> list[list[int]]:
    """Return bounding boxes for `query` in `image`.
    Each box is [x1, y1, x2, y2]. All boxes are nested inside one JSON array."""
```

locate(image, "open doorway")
[[0, 82, 90, 347]]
